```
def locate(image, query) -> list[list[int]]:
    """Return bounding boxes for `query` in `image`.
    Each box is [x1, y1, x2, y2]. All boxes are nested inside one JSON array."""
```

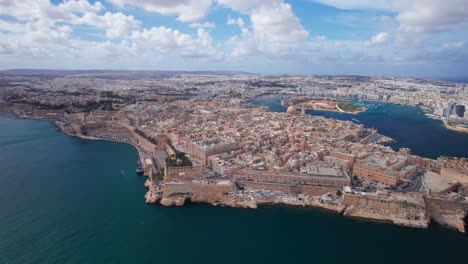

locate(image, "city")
[[1, 69, 467, 232], [1, 0, 467, 262]]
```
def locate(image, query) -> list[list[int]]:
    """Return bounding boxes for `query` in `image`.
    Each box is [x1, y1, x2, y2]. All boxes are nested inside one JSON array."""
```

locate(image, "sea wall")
[[160, 182, 239, 207], [342, 193, 429, 229], [131, 129, 157, 153]]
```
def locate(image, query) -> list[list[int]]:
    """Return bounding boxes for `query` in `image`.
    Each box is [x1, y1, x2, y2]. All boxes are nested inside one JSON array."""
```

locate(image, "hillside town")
[[0, 70, 467, 233]]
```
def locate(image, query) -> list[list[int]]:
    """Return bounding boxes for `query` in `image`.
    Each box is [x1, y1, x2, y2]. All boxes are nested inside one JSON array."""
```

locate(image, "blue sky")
[[0, 0, 467, 77]]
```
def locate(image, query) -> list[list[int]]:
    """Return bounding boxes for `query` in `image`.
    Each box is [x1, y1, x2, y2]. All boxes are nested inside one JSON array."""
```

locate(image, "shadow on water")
[[465, 213, 468, 235], [184, 197, 193, 206]]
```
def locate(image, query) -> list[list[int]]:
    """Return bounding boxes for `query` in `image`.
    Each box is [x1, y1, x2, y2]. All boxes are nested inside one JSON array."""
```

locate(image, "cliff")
[[425, 197, 468, 233]]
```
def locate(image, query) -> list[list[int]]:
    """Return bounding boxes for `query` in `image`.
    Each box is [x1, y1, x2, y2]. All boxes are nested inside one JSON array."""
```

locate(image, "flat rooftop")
[[246, 167, 348, 179], [363, 157, 387, 167], [424, 171, 457, 194]]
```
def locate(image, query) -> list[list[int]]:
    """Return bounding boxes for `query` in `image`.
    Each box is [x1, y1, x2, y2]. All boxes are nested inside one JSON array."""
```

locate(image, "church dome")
[[286, 105, 297, 114]]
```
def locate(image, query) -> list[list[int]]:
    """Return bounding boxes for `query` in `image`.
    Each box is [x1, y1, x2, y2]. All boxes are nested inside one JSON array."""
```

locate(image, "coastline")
[[443, 122, 468, 133], [266, 95, 466, 134], [0, 114, 161, 205], [0, 106, 467, 233], [280, 100, 366, 115], [0, 116, 417, 231], [335, 103, 367, 114]]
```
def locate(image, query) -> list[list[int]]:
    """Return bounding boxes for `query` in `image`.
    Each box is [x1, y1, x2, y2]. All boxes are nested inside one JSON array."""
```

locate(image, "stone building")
[[234, 168, 350, 188], [352, 155, 417, 186], [185, 139, 238, 166]]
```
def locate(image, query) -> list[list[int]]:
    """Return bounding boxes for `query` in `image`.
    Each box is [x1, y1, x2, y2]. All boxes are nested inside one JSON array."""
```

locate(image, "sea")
[[0, 100, 467, 264]]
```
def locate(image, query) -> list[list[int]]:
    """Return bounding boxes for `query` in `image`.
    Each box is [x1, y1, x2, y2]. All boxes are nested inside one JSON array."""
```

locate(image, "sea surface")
[[0, 113, 467, 264], [250, 97, 468, 159]]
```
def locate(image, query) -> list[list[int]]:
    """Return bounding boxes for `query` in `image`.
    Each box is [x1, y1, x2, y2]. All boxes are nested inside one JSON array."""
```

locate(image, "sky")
[[0, 0, 467, 77]]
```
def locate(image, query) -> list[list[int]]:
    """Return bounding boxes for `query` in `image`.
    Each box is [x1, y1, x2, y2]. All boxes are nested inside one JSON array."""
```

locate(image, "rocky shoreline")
[[47, 119, 468, 234], [142, 189, 467, 233], [443, 122, 468, 134], [1, 114, 466, 234]]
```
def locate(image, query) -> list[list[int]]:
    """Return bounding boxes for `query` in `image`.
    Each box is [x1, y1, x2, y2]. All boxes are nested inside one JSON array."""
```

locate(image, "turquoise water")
[[250, 98, 468, 159], [0, 116, 467, 264]]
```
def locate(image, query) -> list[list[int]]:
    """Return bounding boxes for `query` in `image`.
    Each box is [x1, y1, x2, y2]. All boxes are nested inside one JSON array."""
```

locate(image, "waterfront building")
[[352, 155, 417, 186], [186, 139, 238, 166], [234, 168, 350, 189]]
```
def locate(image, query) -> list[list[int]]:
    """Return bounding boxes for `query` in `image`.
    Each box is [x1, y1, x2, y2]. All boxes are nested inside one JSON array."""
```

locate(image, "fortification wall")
[[161, 182, 235, 206], [342, 193, 429, 229], [238, 181, 337, 196], [165, 166, 204, 181], [131, 130, 156, 153]]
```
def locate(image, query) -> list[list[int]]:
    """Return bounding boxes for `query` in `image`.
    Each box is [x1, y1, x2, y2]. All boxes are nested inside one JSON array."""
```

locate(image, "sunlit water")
[[250, 98, 468, 159]]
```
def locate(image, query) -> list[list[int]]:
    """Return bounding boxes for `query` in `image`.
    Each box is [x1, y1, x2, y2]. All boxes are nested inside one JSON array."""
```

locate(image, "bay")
[[249, 98, 468, 159]]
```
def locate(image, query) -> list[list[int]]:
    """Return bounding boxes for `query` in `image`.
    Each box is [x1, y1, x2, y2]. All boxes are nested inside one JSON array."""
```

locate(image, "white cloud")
[[0, 20, 25, 33], [364, 32, 389, 47], [311, 0, 393, 10], [0, 0, 105, 27], [226, 1, 309, 60], [131, 27, 219, 58], [334, 41, 347, 47], [70, 40, 138, 60], [0, 0, 141, 40], [316, 35, 327, 41], [226, 29, 259, 58], [75, 12, 141, 39], [395, 0, 468, 33], [0, 0, 223, 63], [0, 0, 145, 63], [23, 23, 72, 45], [106, 0, 212, 22], [189, 22, 216, 29], [442, 41, 465, 49], [251, 2, 309, 44], [58, 0, 104, 14], [0, 0, 69, 26], [217, 0, 281, 13], [314, 0, 468, 33], [0, 0, 465, 74], [411, 41, 468, 63], [227, 17, 245, 28]]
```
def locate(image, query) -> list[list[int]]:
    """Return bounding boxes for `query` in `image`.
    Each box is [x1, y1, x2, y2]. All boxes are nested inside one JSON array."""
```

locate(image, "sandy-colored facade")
[[352, 163, 400, 186], [234, 168, 350, 188], [185, 140, 238, 166]]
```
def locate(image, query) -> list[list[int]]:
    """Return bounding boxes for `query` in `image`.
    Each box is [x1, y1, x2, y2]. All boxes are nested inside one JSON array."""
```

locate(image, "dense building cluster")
[[1, 70, 467, 232], [121, 99, 427, 191]]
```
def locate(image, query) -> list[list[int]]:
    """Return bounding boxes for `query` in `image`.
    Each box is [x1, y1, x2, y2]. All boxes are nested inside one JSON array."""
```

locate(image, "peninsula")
[[0, 70, 467, 233], [281, 98, 367, 114]]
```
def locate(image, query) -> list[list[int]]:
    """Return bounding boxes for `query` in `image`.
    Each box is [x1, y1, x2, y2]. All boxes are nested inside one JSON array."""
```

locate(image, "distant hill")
[[0, 69, 256, 79]]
